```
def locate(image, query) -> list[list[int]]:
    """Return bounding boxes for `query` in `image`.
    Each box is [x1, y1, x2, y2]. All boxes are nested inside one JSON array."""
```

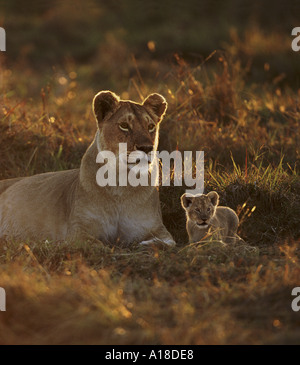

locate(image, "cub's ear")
[[143, 93, 168, 121], [93, 91, 120, 126], [181, 193, 194, 210], [207, 191, 219, 206]]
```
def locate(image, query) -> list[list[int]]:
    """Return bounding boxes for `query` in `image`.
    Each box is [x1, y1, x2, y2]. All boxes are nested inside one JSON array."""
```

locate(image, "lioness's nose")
[[136, 145, 153, 154]]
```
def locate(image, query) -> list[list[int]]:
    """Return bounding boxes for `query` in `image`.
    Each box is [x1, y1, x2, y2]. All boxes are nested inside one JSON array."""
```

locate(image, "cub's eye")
[[119, 122, 130, 131], [148, 123, 156, 133], [195, 208, 200, 213], [207, 207, 211, 212]]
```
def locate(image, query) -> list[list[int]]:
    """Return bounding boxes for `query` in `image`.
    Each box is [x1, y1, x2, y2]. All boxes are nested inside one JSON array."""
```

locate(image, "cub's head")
[[181, 191, 219, 228], [92, 90, 167, 159]]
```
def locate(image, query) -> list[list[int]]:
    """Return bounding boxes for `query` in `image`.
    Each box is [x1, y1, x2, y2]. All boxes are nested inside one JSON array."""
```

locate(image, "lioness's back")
[[0, 176, 25, 195], [0, 169, 79, 240]]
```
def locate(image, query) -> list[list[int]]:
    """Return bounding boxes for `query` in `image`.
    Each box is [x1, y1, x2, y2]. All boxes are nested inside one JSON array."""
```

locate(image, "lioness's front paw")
[[139, 238, 176, 246]]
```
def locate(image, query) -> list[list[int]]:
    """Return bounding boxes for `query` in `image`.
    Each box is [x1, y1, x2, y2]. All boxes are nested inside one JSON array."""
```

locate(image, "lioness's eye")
[[119, 122, 130, 131], [148, 123, 156, 132]]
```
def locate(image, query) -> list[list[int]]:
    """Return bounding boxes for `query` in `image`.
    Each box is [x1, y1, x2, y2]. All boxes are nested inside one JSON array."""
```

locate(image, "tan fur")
[[0, 177, 25, 195], [0, 91, 175, 246], [181, 191, 242, 244]]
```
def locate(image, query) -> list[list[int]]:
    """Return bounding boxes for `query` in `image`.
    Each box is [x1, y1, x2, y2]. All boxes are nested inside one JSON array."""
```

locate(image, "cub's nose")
[[136, 145, 153, 154]]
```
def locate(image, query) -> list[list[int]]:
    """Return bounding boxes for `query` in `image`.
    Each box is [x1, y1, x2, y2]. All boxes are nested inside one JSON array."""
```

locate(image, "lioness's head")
[[181, 191, 219, 228], [92, 91, 167, 162]]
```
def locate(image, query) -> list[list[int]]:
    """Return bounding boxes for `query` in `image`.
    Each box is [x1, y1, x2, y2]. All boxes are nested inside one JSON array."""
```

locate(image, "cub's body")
[[181, 191, 241, 244]]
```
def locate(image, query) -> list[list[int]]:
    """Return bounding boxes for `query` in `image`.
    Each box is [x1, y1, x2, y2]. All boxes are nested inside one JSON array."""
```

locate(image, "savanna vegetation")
[[0, 0, 299, 345]]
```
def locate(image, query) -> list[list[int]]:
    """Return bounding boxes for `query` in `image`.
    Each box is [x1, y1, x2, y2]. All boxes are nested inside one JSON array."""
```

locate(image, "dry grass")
[[0, 239, 299, 345], [0, 1, 299, 344]]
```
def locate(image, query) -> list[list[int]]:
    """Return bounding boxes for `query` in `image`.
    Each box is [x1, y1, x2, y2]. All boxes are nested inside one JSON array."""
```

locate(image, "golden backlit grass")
[[0, 239, 299, 345]]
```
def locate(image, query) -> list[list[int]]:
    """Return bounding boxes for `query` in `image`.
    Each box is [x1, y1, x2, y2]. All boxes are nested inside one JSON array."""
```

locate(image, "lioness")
[[181, 191, 241, 244], [0, 91, 175, 246]]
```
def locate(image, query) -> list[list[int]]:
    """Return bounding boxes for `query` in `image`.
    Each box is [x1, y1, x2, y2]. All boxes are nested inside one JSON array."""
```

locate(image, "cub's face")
[[181, 192, 219, 229], [93, 91, 167, 160]]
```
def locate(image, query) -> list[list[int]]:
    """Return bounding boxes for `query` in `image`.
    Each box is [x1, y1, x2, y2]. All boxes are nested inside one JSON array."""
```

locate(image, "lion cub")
[[181, 191, 241, 244]]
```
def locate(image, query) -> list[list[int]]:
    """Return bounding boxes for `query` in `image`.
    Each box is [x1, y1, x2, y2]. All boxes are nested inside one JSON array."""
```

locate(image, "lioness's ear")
[[181, 193, 194, 210], [207, 191, 219, 206], [143, 93, 168, 121], [93, 91, 120, 126]]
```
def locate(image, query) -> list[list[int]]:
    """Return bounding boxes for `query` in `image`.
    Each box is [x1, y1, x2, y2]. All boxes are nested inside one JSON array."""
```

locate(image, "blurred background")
[[1, 0, 299, 167], [0, 0, 299, 191], [0, 0, 300, 92]]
